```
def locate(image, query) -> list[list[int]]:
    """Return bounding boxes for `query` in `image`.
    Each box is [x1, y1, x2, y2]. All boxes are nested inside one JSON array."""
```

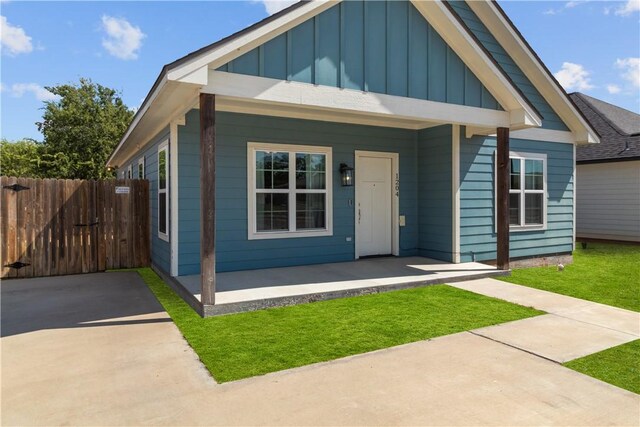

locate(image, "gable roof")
[[571, 93, 640, 163], [466, 0, 599, 144], [107, 0, 598, 168]]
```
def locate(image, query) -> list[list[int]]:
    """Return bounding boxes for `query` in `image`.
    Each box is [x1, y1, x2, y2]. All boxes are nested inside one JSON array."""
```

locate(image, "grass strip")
[[137, 267, 542, 383], [564, 339, 640, 395], [499, 243, 640, 312]]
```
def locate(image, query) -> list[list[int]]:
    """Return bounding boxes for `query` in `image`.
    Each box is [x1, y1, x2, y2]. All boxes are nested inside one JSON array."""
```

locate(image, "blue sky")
[[1, 0, 639, 141]]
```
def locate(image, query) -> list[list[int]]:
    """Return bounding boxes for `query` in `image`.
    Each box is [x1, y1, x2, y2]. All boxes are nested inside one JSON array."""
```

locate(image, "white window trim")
[[247, 142, 333, 240], [158, 141, 169, 242], [495, 151, 548, 232], [137, 157, 145, 179], [127, 164, 133, 179]]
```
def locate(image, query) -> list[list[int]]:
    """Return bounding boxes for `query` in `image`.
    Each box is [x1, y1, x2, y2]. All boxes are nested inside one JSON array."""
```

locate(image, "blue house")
[[107, 0, 598, 315]]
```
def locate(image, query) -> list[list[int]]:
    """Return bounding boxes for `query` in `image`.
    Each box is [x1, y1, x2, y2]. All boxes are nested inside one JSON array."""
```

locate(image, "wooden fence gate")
[[1, 177, 150, 279]]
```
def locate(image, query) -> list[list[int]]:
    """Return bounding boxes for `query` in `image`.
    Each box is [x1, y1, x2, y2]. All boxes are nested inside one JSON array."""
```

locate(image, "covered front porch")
[[173, 257, 507, 316]]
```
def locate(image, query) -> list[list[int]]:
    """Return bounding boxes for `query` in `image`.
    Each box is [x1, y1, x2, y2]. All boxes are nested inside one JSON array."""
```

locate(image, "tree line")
[[1, 78, 134, 180]]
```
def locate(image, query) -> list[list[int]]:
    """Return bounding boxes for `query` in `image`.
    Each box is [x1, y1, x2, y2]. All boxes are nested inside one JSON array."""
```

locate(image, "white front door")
[[356, 153, 394, 257]]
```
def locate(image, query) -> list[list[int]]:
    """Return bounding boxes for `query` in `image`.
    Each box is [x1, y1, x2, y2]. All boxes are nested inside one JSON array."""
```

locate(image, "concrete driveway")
[[2, 272, 639, 426]]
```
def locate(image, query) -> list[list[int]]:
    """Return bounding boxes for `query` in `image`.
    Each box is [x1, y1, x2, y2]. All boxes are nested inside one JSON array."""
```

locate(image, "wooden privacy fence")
[[1, 177, 150, 279]]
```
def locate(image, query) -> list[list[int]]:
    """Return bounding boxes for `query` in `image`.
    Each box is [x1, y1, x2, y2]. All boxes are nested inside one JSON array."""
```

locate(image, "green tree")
[[37, 78, 134, 179], [0, 138, 46, 178]]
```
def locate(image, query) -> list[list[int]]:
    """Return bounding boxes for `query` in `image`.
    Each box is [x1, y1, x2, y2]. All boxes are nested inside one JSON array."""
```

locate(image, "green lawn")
[[499, 243, 640, 312], [137, 268, 542, 383], [564, 340, 640, 394]]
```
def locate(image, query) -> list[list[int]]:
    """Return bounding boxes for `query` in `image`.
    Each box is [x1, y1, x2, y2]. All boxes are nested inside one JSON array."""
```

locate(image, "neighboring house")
[[108, 0, 598, 305], [571, 93, 640, 242]]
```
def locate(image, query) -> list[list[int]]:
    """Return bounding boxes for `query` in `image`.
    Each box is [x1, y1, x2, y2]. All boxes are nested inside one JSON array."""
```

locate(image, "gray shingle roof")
[[571, 93, 640, 163]]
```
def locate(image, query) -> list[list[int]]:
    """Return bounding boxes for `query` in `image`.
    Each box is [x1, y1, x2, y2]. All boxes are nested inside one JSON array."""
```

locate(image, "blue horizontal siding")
[[121, 127, 171, 273], [447, 1, 569, 131], [177, 109, 201, 275], [458, 126, 574, 262], [177, 111, 421, 274], [417, 125, 453, 261], [219, 0, 501, 111]]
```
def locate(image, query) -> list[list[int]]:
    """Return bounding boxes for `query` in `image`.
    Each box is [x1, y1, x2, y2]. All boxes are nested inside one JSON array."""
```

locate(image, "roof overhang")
[[466, 0, 599, 145], [108, 0, 568, 167]]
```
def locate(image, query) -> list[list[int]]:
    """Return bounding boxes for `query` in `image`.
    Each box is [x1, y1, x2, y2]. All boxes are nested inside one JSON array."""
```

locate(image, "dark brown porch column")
[[496, 127, 510, 270], [200, 93, 216, 305]]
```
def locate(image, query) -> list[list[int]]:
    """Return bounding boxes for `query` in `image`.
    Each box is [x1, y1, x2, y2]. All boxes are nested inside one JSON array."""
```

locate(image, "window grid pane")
[[525, 159, 543, 190], [296, 153, 326, 190], [159, 193, 167, 234], [158, 150, 167, 190], [510, 159, 521, 190], [509, 193, 520, 225], [256, 151, 289, 189], [296, 193, 326, 230], [525, 193, 543, 225], [256, 193, 289, 232]]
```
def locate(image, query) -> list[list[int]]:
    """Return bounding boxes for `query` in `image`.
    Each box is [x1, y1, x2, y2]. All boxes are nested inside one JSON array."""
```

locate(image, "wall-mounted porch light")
[[339, 163, 354, 187]]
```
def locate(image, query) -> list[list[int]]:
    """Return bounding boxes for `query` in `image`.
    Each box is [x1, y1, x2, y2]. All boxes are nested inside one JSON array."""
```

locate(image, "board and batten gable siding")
[[576, 161, 640, 242], [447, 1, 569, 131], [218, 0, 501, 110], [418, 125, 454, 261], [459, 128, 574, 261], [176, 110, 425, 275], [119, 128, 171, 273]]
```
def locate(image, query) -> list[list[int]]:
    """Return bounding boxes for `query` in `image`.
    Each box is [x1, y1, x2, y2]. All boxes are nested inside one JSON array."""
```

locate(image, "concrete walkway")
[[2, 273, 639, 426], [451, 278, 640, 363]]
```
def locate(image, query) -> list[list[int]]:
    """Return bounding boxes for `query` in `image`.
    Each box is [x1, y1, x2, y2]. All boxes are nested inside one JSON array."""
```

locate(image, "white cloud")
[[9, 83, 58, 102], [543, 1, 585, 15], [100, 15, 145, 60], [606, 84, 622, 94], [615, 57, 640, 88], [615, 0, 640, 16], [554, 62, 594, 91], [255, 0, 297, 15], [0, 15, 33, 56]]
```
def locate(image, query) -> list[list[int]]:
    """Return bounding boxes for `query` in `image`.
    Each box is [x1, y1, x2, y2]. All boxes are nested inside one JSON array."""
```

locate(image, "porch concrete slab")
[[178, 257, 504, 306], [451, 278, 640, 336], [472, 314, 638, 363]]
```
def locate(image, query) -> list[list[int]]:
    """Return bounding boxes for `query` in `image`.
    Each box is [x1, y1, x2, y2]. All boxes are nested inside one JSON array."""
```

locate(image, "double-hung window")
[[505, 152, 547, 230], [158, 142, 169, 240], [127, 165, 133, 179], [137, 157, 145, 179], [248, 142, 332, 240]]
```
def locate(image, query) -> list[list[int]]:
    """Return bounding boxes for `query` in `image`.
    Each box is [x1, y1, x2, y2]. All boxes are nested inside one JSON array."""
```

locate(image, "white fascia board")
[[510, 128, 576, 144], [166, 0, 338, 82], [216, 96, 435, 130], [205, 71, 514, 129], [107, 74, 168, 167], [467, 127, 576, 145], [411, 0, 541, 128], [467, 0, 599, 145]]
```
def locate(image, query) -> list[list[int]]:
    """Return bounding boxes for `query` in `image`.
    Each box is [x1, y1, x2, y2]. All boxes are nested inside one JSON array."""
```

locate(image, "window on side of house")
[[138, 157, 145, 179], [247, 142, 333, 240], [158, 142, 169, 241], [504, 152, 547, 230], [127, 165, 133, 179]]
